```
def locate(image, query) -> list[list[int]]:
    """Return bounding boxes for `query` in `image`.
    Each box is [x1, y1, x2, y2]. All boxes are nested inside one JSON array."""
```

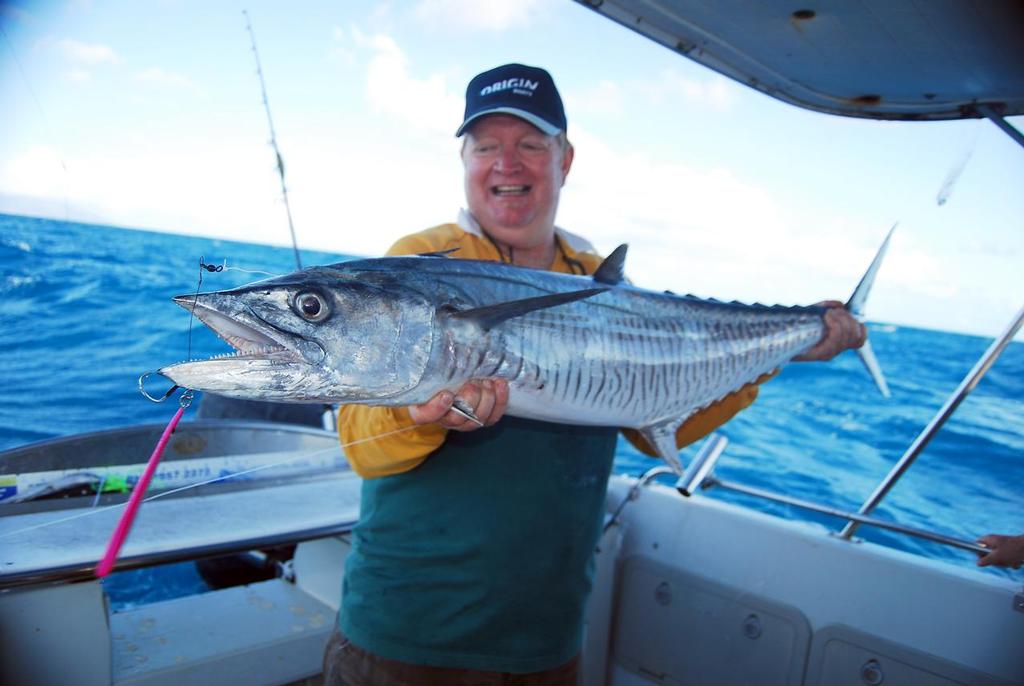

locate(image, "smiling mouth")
[[492, 184, 530, 196]]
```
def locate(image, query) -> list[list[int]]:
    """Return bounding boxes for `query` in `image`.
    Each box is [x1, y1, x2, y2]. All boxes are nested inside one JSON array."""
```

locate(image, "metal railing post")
[[839, 303, 1024, 540]]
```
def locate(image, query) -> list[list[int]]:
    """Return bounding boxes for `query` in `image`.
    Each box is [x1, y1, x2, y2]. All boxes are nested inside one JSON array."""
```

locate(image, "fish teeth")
[[195, 344, 289, 361]]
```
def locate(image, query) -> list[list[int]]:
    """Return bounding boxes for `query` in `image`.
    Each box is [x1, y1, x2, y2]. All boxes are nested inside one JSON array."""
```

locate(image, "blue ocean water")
[[1, 213, 1021, 590]]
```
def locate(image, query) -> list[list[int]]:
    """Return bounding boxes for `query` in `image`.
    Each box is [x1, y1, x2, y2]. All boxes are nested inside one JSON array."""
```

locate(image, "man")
[[323, 63, 865, 685]]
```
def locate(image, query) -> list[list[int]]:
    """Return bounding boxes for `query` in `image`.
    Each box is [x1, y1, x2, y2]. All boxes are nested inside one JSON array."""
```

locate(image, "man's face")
[[462, 114, 573, 250]]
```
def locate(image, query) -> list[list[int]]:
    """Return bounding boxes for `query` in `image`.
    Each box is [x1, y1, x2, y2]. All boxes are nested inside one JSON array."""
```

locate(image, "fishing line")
[[131, 425, 408, 504], [185, 257, 210, 362], [185, 257, 282, 360], [91, 475, 108, 508], [200, 257, 279, 277], [0, 424, 416, 542], [218, 261, 279, 277]]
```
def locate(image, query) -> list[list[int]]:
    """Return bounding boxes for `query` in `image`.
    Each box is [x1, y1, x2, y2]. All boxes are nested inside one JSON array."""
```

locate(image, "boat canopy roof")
[[575, 0, 1024, 121]]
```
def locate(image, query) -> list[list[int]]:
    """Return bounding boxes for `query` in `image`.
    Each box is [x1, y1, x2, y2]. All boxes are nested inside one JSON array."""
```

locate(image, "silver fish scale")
[[419, 261, 826, 429]]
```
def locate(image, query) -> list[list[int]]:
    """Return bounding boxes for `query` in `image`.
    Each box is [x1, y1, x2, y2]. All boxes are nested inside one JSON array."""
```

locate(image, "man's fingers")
[[409, 390, 456, 425], [471, 380, 497, 425], [977, 534, 1001, 548], [408, 379, 510, 431], [796, 305, 866, 361], [489, 379, 510, 425], [976, 535, 1004, 567], [441, 382, 481, 429], [826, 307, 867, 348], [473, 379, 510, 426]]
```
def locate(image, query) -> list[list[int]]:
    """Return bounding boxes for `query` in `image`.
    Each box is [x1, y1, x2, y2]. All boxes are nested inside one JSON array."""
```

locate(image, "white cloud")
[[57, 38, 119, 65], [353, 29, 462, 136], [328, 25, 357, 65], [279, 134, 465, 259], [136, 67, 196, 90], [638, 68, 738, 111], [0, 146, 69, 200], [66, 67, 91, 83], [413, 0, 545, 32], [563, 128, 784, 279], [567, 80, 626, 118], [557, 125, 968, 332]]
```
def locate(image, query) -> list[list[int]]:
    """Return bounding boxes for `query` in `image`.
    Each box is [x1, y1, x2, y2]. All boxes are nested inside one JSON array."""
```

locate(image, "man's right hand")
[[409, 379, 510, 431]]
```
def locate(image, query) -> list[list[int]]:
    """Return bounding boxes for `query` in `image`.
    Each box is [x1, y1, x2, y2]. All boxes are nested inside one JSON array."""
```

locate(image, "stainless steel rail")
[[605, 435, 731, 534], [604, 465, 677, 534], [626, 420, 1002, 556], [701, 476, 988, 554], [976, 104, 1024, 151], [839, 303, 1024, 540], [0, 519, 357, 591]]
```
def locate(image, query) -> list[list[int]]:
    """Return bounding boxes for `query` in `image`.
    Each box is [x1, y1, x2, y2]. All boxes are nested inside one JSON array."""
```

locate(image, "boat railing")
[[0, 420, 359, 590], [615, 434, 986, 555], [0, 518, 357, 590]]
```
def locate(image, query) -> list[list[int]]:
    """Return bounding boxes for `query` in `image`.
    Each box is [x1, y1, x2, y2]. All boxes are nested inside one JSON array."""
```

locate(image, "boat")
[[2, 2, 1022, 684]]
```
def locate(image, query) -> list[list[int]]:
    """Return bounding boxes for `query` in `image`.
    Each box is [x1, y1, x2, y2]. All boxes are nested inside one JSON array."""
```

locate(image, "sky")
[[1, 0, 1022, 339]]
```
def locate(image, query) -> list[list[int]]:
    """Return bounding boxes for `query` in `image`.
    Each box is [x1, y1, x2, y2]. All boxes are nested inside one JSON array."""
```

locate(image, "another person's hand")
[[976, 533, 1024, 569], [795, 300, 867, 361], [409, 379, 510, 432]]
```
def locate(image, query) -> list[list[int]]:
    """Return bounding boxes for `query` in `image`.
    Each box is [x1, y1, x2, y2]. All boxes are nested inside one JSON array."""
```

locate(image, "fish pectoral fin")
[[449, 287, 607, 331], [641, 418, 686, 475], [593, 244, 628, 285]]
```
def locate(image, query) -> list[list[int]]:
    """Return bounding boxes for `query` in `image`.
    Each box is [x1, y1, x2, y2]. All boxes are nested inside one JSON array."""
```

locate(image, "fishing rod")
[[243, 9, 302, 270]]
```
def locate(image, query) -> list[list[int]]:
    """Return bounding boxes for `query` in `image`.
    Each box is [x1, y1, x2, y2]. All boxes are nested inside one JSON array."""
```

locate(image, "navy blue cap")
[[456, 63, 566, 137]]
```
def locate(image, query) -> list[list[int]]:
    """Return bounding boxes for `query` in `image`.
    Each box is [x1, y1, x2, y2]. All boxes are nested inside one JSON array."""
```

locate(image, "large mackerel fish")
[[161, 233, 891, 472]]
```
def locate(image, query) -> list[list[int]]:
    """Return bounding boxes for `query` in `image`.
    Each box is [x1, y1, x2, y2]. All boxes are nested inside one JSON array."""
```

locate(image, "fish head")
[[159, 267, 436, 403]]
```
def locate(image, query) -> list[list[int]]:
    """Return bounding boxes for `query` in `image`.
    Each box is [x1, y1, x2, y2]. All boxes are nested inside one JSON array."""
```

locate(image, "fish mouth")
[[171, 295, 318, 365]]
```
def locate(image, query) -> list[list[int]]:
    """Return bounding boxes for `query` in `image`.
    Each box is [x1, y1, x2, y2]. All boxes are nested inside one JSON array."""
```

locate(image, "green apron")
[[340, 416, 618, 673]]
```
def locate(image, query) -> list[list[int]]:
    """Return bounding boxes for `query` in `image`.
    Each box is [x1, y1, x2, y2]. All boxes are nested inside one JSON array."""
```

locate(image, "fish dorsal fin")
[[417, 248, 460, 258], [593, 244, 628, 285], [450, 287, 606, 331]]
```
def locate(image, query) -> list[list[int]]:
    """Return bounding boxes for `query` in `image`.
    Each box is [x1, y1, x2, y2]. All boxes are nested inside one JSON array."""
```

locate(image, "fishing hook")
[[138, 371, 180, 403]]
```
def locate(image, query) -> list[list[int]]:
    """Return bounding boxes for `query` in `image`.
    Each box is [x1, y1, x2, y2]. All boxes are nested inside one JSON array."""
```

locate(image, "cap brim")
[[455, 107, 562, 137]]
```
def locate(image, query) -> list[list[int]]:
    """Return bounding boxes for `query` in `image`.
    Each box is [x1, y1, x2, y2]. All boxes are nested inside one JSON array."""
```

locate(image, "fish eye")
[[294, 291, 330, 322]]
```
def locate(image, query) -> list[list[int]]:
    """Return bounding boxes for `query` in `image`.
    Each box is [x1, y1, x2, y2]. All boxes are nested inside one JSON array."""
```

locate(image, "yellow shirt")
[[339, 220, 770, 477]]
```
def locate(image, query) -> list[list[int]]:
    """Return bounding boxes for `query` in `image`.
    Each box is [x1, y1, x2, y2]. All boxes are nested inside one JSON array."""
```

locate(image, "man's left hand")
[[795, 300, 867, 362]]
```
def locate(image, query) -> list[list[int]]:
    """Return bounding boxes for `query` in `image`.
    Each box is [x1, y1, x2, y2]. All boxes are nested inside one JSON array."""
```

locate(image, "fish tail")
[[846, 225, 895, 397]]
